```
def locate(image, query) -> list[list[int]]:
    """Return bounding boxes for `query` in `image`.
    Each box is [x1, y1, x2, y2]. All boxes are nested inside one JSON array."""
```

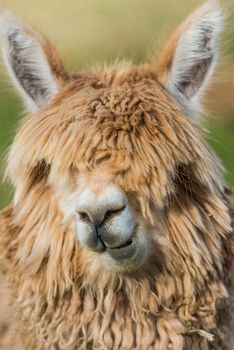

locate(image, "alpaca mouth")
[[107, 237, 136, 260], [111, 239, 133, 250]]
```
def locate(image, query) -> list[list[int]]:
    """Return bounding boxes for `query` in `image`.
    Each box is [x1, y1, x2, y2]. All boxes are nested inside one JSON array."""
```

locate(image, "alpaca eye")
[[30, 160, 50, 185]]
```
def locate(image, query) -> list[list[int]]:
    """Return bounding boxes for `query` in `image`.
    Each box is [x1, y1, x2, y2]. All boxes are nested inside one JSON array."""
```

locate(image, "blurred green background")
[[0, 0, 234, 209]]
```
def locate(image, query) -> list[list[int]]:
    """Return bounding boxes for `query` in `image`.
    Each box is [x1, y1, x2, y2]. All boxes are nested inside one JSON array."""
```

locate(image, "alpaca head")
[[1, 3, 226, 274]]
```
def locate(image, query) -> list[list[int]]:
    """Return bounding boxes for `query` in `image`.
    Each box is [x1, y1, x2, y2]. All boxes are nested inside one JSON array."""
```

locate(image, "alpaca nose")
[[77, 205, 126, 232], [76, 186, 127, 228]]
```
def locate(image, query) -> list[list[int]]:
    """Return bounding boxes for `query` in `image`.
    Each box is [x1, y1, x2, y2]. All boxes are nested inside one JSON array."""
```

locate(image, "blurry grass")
[[0, 87, 20, 208], [0, 0, 233, 208], [0, 0, 199, 66]]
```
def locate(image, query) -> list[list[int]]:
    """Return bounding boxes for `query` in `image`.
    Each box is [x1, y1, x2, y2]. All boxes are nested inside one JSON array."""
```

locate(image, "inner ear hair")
[[0, 10, 69, 113], [155, 1, 223, 117]]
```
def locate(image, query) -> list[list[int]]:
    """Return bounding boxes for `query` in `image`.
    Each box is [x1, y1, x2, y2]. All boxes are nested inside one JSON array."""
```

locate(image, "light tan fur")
[[0, 2, 234, 350]]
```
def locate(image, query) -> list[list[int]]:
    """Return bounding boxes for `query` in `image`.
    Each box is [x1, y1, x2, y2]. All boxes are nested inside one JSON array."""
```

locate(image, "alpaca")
[[0, 2, 234, 350]]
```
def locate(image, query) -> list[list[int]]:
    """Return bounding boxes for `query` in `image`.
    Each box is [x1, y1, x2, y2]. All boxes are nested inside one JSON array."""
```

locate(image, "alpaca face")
[[1, 3, 223, 272]]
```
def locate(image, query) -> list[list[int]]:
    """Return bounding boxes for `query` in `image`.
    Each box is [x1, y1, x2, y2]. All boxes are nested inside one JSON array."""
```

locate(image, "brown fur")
[[0, 4, 234, 350], [0, 287, 23, 349]]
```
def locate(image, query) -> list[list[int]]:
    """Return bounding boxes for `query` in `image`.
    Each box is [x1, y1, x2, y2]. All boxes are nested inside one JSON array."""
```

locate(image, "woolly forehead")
[[7, 77, 216, 205]]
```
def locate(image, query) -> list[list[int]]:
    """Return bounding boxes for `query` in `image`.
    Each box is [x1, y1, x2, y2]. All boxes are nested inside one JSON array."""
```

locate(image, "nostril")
[[77, 211, 91, 223], [104, 205, 126, 222], [77, 205, 126, 226]]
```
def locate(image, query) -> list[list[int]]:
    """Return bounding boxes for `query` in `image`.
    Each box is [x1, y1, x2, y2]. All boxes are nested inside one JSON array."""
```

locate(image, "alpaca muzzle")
[[75, 184, 148, 269], [76, 197, 136, 258]]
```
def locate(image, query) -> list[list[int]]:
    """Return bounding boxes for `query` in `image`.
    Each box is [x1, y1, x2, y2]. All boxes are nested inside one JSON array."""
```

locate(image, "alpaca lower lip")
[[107, 238, 136, 260]]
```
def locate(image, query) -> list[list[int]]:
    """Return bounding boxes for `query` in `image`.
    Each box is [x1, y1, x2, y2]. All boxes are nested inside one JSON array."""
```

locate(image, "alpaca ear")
[[0, 10, 68, 113], [156, 1, 223, 116]]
